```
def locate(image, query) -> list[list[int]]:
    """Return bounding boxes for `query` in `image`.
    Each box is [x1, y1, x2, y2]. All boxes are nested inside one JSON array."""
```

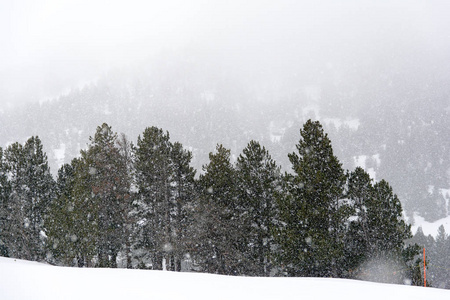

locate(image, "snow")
[[353, 154, 379, 181], [1, 257, 450, 300], [53, 143, 66, 168], [303, 85, 321, 102], [411, 213, 450, 237], [269, 121, 286, 143], [302, 104, 320, 120], [201, 91, 215, 104], [354, 155, 367, 169], [410, 189, 450, 237], [442, 189, 450, 214], [323, 118, 360, 131]]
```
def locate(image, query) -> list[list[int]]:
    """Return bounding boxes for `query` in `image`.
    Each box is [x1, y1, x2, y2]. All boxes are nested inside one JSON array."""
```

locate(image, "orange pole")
[[423, 247, 426, 287]]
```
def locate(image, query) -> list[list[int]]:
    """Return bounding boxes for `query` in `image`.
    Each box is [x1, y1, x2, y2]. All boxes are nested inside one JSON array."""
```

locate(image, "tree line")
[[0, 120, 425, 285], [411, 225, 450, 289]]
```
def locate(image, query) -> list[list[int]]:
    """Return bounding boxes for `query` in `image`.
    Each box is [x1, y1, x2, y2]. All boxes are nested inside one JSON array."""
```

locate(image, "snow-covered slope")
[[412, 214, 450, 237], [1, 257, 449, 300]]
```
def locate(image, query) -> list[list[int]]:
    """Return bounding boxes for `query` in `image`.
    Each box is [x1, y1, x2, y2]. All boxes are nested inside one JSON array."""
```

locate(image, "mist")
[[1, 0, 450, 224], [2, 0, 449, 107]]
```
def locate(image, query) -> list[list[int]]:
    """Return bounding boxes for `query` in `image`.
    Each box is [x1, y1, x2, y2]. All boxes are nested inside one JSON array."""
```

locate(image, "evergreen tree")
[[194, 144, 244, 275], [410, 228, 434, 286], [345, 167, 374, 275], [352, 177, 416, 284], [235, 140, 281, 276], [402, 242, 428, 286], [0, 147, 11, 257], [47, 124, 131, 267], [346, 167, 419, 284], [45, 162, 85, 266], [411, 227, 428, 249], [116, 133, 135, 269], [134, 129, 196, 271], [85, 123, 130, 267], [275, 120, 350, 277], [69, 157, 99, 267], [368, 180, 411, 255], [170, 141, 196, 271], [134, 127, 174, 270], [431, 225, 450, 288], [3, 137, 55, 261], [24, 137, 56, 260], [2, 142, 28, 259]]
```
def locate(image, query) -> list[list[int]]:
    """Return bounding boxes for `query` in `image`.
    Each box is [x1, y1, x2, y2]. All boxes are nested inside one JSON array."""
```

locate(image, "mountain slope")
[[0, 56, 449, 223]]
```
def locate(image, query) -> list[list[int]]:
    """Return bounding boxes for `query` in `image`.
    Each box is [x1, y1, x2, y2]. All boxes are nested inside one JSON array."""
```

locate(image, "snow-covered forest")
[[0, 120, 440, 285], [1, 55, 449, 225]]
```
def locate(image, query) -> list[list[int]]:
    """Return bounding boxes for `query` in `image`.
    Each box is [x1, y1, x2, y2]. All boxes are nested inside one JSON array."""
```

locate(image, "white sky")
[[1, 0, 449, 106]]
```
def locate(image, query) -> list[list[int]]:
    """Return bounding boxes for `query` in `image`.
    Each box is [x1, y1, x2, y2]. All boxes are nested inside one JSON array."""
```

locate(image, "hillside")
[[0, 56, 449, 224]]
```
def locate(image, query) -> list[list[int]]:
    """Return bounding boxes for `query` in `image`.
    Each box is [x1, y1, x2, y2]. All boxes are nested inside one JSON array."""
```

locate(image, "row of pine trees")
[[411, 225, 450, 289], [0, 120, 424, 284]]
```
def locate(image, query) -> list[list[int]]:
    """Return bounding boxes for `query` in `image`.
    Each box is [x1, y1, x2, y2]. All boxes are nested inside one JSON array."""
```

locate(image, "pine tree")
[[23, 137, 56, 260], [170, 141, 196, 271], [275, 120, 350, 277], [346, 168, 418, 284], [194, 144, 244, 275], [47, 124, 132, 267], [2, 142, 28, 259], [3, 137, 55, 261], [45, 162, 83, 266], [432, 225, 450, 288], [68, 157, 99, 267], [235, 140, 281, 276], [0, 147, 11, 257], [345, 167, 374, 275], [134, 127, 174, 270], [408, 227, 433, 286], [368, 180, 411, 256], [116, 133, 135, 269], [411, 227, 428, 249], [133, 129, 196, 271], [84, 123, 130, 267]]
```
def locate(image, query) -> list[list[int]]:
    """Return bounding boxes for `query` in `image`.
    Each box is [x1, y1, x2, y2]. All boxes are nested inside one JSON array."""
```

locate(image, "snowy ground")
[[1, 257, 450, 300], [411, 213, 450, 237]]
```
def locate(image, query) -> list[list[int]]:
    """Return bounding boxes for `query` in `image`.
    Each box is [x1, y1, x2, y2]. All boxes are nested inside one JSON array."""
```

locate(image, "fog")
[[2, 0, 449, 107]]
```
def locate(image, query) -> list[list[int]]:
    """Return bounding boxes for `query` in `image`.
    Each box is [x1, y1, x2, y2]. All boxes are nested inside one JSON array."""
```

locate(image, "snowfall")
[[411, 213, 450, 237], [1, 257, 450, 300]]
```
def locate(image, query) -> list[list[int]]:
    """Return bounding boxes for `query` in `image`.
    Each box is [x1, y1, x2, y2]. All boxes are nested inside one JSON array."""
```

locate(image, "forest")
[[0, 119, 445, 286]]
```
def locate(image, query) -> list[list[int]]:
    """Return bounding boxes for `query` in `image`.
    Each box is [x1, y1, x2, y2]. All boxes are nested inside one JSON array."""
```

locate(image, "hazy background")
[[2, 0, 449, 107], [1, 0, 450, 225]]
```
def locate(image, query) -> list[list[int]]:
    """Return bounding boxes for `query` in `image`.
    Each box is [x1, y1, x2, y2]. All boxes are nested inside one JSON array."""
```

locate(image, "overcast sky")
[[1, 0, 449, 107]]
